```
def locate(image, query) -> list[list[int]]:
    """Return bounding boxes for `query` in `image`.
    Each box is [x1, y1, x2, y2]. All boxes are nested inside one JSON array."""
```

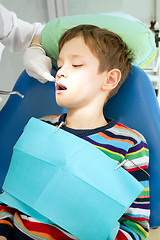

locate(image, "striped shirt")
[[0, 114, 150, 240]]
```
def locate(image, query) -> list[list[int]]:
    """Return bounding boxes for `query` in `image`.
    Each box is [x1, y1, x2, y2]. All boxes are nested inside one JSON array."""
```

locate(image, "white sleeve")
[[0, 4, 44, 52]]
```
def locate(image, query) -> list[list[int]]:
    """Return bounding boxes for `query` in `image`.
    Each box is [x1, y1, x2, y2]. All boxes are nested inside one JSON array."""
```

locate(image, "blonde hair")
[[58, 24, 134, 100]]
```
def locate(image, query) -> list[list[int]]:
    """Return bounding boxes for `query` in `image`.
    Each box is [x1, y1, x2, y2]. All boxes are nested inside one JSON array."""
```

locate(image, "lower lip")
[[56, 90, 66, 94]]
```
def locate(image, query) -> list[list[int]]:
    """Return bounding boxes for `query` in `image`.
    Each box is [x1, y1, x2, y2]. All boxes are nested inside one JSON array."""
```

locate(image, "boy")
[[0, 25, 149, 239]]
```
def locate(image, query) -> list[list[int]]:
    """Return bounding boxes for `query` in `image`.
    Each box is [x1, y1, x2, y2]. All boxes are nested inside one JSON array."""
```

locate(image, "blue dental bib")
[[0, 118, 144, 240]]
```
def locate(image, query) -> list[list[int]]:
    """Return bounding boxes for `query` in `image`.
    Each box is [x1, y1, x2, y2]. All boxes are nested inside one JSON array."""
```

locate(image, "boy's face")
[[55, 36, 107, 110]]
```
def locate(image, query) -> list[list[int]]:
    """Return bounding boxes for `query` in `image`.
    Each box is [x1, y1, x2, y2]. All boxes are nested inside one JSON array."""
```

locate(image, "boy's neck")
[[65, 107, 107, 130]]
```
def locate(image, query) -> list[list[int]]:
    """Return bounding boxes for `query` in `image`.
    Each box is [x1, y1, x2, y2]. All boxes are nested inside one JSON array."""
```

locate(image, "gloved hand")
[[23, 45, 55, 83]]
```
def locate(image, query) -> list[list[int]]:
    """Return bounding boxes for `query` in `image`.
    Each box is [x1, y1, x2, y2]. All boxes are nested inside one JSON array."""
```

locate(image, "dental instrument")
[[0, 90, 24, 98]]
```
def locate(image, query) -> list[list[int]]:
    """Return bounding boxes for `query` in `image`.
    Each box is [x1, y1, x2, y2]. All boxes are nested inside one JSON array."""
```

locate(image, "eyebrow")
[[57, 54, 84, 61]]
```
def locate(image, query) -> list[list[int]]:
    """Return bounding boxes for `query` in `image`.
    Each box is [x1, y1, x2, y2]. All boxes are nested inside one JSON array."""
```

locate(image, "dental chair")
[[0, 65, 160, 228]]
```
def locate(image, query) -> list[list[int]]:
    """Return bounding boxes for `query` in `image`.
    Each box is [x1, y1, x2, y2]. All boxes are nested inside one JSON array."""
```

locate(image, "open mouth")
[[57, 83, 67, 91]]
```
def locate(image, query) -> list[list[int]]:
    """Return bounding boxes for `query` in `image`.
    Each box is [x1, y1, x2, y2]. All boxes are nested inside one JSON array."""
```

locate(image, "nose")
[[56, 67, 67, 80]]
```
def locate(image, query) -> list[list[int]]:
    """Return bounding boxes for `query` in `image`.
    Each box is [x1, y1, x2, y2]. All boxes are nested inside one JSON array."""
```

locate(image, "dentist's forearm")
[[30, 34, 41, 45], [0, 4, 43, 52]]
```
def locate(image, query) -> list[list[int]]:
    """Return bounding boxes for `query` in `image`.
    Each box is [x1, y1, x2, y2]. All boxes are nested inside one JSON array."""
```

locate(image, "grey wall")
[[67, 0, 156, 26]]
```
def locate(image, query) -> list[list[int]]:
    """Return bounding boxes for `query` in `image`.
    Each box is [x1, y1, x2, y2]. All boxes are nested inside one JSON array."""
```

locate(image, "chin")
[[56, 99, 68, 108], [56, 95, 73, 108], [57, 101, 77, 109]]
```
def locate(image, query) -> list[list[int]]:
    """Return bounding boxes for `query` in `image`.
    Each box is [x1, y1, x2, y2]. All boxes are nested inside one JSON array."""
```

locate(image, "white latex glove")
[[23, 46, 55, 83]]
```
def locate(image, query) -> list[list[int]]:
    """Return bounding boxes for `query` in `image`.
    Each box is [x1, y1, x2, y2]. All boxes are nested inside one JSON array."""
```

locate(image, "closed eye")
[[57, 66, 62, 70], [72, 64, 83, 68]]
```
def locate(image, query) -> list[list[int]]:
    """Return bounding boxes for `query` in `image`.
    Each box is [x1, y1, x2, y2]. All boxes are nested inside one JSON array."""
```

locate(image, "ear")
[[102, 69, 121, 91]]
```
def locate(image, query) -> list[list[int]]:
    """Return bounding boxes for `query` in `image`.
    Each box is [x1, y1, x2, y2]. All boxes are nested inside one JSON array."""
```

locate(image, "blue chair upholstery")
[[104, 66, 160, 228], [0, 65, 160, 228]]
